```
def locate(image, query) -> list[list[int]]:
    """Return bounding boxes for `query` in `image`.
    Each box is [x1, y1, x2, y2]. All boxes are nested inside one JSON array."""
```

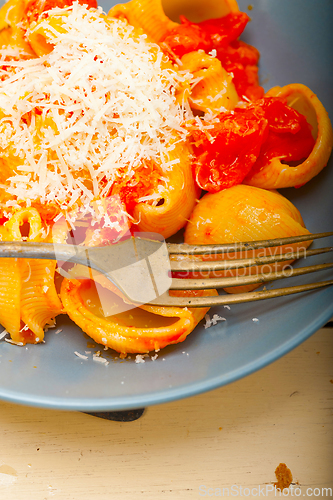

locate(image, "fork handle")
[[0, 241, 96, 270]]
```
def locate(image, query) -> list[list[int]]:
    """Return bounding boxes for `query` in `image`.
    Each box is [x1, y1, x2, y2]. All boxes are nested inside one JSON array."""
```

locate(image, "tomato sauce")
[[192, 97, 315, 192], [161, 12, 264, 100]]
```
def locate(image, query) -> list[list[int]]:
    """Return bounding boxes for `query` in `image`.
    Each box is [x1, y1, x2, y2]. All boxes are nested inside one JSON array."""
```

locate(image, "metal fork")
[[0, 231, 332, 307]]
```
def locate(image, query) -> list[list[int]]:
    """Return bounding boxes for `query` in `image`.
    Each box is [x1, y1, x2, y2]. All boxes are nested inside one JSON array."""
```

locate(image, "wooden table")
[[1, 321, 332, 499]]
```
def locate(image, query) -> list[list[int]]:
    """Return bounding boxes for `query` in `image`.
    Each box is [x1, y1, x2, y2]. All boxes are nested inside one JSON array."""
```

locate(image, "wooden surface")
[[0, 323, 332, 500]]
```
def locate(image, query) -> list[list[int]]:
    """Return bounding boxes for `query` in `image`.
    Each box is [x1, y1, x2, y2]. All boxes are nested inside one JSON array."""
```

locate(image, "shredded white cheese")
[[0, 3, 192, 214], [135, 354, 149, 363], [92, 355, 109, 365], [204, 313, 226, 329], [5, 338, 24, 346], [74, 351, 88, 360]]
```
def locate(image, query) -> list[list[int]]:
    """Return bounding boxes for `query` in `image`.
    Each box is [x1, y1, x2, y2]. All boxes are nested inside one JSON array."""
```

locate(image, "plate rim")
[[0, 302, 331, 411]]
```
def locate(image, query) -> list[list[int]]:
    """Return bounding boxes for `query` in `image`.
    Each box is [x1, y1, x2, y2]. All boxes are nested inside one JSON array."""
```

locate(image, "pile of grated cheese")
[[0, 3, 192, 212]]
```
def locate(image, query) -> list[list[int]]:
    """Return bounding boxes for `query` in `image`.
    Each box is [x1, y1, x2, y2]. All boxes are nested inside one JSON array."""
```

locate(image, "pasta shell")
[[108, 0, 178, 42], [133, 137, 199, 238], [162, 0, 239, 24], [183, 185, 311, 294], [2, 208, 64, 344], [180, 51, 239, 113], [60, 278, 216, 353], [244, 84, 333, 189]]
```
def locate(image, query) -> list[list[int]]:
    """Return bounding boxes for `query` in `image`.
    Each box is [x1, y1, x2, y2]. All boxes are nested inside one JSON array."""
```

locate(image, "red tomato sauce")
[[192, 106, 268, 192], [111, 161, 161, 215], [192, 97, 315, 192], [160, 12, 264, 101]]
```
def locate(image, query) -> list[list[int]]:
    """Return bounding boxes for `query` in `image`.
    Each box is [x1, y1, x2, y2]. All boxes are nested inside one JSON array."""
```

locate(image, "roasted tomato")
[[160, 12, 263, 101], [250, 97, 316, 174], [216, 40, 264, 100], [192, 106, 268, 192], [192, 96, 315, 193], [160, 12, 249, 58]]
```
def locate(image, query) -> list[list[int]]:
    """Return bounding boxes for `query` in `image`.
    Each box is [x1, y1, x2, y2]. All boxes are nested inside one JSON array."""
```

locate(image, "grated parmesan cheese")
[[204, 313, 226, 329], [135, 354, 149, 363], [92, 356, 109, 365], [74, 351, 88, 360], [5, 338, 24, 346], [0, 4, 192, 215]]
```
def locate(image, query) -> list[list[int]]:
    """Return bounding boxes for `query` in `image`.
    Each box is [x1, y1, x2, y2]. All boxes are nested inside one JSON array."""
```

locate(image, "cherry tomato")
[[250, 97, 315, 173], [161, 13, 263, 101], [216, 40, 264, 100], [192, 106, 268, 192]]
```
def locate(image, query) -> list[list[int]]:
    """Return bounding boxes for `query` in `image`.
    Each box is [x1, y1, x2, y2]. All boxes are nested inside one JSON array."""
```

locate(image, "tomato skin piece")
[[248, 97, 316, 175], [216, 40, 264, 100], [160, 12, 249, 59], [196, 12, 250, 49], [217, 39, 260, 67], [160, 20, 211, 59], [258, 97, 303, 133], [192, 97, 315, 193], [192, 107, 268, 193]]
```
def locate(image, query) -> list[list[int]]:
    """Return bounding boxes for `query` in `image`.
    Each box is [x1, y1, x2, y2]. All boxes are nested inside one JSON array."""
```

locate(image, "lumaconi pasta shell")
[[0, 225, 21, 340], [180, 51, 239, 113], [163, 0, 239, 23], [1, 208, 65, 344], [27, 12, 69, 56], [108, 0, 178, 42], [133, 139, 199, 238], [244, 84, 333, 189], [60, 278, 216, 354], [183, 185, 311, 294], [0, 0, 36, 55], [0, 27, 12, 47]]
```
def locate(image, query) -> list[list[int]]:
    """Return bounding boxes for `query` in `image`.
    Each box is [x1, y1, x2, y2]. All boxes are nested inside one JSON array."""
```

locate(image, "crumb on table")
[[274, 463, 293, 490]]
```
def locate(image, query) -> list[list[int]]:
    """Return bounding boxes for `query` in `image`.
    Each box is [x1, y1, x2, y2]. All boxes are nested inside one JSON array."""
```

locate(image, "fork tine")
[[170, 262, 333, 290], [169, 246, 333, 273], [167, 231, 333, 255], [149, 280, 333, 308]]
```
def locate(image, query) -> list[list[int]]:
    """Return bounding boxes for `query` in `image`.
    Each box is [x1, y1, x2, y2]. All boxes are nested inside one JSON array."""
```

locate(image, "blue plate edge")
[[1, 301, 331, 412]]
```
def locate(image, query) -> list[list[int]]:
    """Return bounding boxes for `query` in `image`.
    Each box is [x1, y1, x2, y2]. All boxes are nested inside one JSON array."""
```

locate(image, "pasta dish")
[[0, 0, 332, 356]]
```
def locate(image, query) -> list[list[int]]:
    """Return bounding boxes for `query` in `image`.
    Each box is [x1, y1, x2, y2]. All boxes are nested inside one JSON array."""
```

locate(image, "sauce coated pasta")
[[0, 0, 332, 355]]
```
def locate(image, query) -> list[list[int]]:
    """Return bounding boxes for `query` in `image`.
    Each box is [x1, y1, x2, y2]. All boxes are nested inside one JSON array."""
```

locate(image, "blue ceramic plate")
[[0, 0, 332, 410]]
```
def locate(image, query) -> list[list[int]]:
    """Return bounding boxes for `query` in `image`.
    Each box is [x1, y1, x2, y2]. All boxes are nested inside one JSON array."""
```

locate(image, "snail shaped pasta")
[[131, 139, 199, 239], [0, 208, 65, 344], [244, 84, 333, 189], [60, 279, 216, 354], [59, 215, 216, 354], [107, 0, 178, 43], [181, 185, 312, 294], [180, 51, 239, 113]]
